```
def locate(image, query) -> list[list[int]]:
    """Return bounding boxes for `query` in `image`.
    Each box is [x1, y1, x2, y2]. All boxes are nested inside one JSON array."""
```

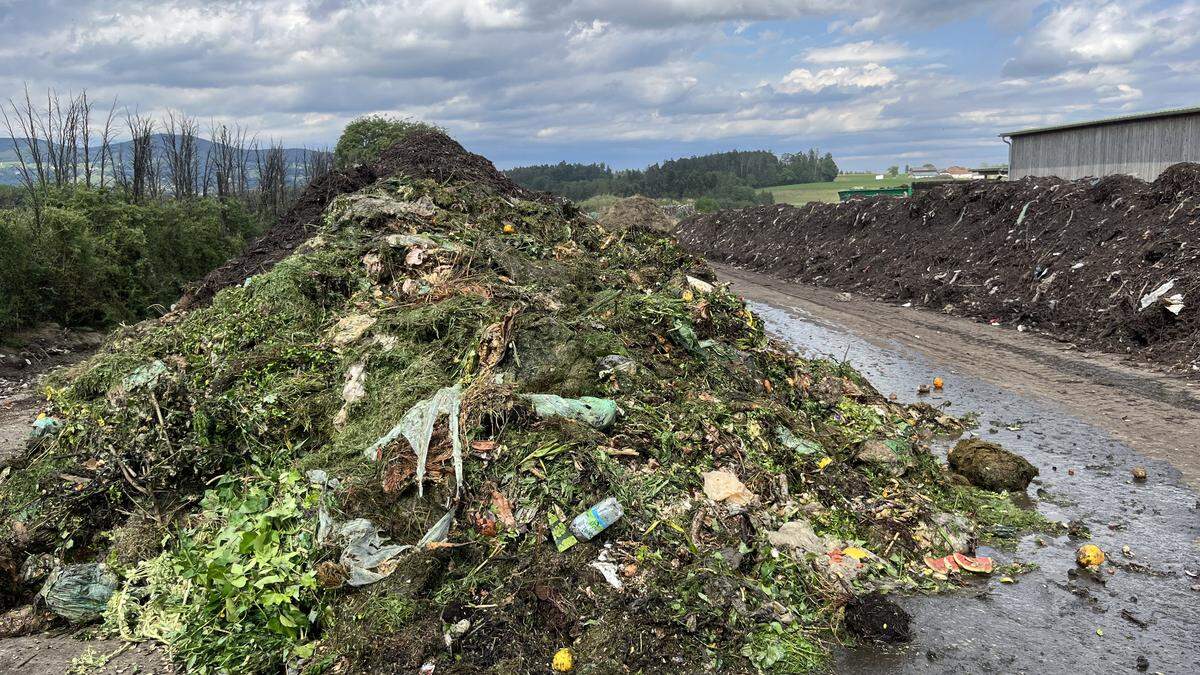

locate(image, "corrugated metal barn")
[[1001, 106, 1200, 180]]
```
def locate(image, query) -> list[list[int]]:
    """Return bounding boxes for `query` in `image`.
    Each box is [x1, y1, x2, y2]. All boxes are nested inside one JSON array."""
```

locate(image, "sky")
[[2, 0, 1198, 172]]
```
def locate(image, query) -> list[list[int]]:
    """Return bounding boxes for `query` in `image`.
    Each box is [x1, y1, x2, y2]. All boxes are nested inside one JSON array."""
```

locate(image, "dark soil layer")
[[177, 131, 560, 311], [843, 594, 911, 644], [677, 164, 1200, 375]]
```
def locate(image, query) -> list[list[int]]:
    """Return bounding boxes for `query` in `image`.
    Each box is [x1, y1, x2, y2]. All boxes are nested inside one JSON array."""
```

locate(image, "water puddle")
[[750, 300, 1200, 674]]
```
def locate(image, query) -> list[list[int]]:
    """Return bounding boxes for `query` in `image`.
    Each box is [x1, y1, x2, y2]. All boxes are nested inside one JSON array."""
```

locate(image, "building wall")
[[1008, 113, 1200, 180]]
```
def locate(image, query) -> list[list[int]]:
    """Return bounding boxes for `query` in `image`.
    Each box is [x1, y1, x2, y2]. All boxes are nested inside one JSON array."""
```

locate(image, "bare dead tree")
[[40, 89, 81, 188], [254, 139, 287, 219], [301, 146, 333, 188], [207, 122, 251, 200], [97, 98, 118, 188], [111, 144, 129, 192], [2, 85, 52, 199], [148, 152, 164, 201], [76, 91, 95, 187], [1, 87, 44, 205], [162, 111, 200, 198], [126, 112, 156, 202]]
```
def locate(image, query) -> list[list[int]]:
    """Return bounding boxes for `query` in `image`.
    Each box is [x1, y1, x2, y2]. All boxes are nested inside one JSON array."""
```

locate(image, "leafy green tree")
[[0, 186, 263, 333], [333, 115, 441, 168], [886, 166, 899, 177]]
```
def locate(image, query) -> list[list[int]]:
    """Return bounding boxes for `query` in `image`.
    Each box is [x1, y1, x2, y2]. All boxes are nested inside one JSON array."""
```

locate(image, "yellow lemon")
[[1076, 544, 1105, 567], [502, 223, 516, 234], [552, 647, 574, 672], [842, 546, 870, 560]]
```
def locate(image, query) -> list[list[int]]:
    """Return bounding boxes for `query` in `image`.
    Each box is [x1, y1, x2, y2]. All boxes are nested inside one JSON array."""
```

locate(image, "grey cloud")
[[0, 0, 1194, 172]]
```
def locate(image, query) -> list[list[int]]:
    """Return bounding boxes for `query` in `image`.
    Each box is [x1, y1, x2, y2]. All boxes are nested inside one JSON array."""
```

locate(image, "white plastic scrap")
[[1016, 201, 1033, 225], [1139, 279, 1185, 314], [310, 470, 454, 586], [364, 385, 464, 496], [324, 518, 412, 587], [1164, 295, 1186, 315], [589, 561, 625, 590], [342, 363, 367, 404], [589, 545, 624, 590], [686, 275, 716, 294], [334, 363, 368, 427], [418, 511, 455, 547]]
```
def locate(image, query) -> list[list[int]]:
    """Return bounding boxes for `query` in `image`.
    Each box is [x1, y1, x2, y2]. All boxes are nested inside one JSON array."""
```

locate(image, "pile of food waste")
[[0, 131, 1044, 673]]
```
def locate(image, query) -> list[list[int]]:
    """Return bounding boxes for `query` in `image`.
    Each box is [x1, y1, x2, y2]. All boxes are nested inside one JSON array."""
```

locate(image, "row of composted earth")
[[1, 132, 1051, 674], [678, 165, 1200, 376]]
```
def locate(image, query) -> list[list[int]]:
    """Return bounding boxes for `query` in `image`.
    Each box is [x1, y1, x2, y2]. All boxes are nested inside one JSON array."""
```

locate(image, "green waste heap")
[[0, 131, 1042, 673]]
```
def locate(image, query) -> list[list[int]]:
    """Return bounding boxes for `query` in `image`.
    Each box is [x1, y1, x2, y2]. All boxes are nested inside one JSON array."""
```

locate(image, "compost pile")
[[677, 165, 1200, 374], [0, 132, 1037, 673], [598, 195, 675, 234]]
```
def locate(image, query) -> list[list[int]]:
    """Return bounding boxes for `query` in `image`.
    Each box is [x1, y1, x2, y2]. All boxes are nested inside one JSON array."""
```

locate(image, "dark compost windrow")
[[677, 166, 1200, 375]]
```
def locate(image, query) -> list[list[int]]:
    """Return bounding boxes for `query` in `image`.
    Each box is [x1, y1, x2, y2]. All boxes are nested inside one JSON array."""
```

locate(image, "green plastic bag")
[[521, 394, 616, 430], [39, 563, 117, 623]]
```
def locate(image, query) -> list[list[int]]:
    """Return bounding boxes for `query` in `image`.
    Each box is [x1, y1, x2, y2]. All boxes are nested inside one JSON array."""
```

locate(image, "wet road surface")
[[719, 265, 1200, 675]]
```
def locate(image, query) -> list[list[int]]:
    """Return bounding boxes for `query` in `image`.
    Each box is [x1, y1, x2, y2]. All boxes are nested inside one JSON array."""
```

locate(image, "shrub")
[[333, 115, 442, 169], [0, 187, 264, 334]]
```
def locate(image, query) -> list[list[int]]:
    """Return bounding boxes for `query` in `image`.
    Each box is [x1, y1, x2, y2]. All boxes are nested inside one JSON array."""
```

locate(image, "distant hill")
[[0, 135, 327, 187]]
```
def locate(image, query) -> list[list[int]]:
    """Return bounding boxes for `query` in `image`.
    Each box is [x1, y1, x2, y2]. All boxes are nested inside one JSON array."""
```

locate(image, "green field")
[[767, 172, 912, 205]]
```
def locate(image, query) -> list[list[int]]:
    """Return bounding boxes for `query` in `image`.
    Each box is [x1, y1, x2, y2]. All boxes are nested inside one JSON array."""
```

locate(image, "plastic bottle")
[[569, 497, 624, 541]]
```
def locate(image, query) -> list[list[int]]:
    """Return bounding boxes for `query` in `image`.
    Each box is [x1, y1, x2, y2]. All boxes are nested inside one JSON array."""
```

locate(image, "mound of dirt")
[[377, 130, 559, 207], [947, 439, 1038, 493], [0, 131, 1038, 673], [677, 166, 1200, 374], [598, 195, 675, 234]]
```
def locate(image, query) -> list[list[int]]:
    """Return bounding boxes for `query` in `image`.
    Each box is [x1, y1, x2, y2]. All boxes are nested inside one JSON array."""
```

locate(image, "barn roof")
[[1000, 105, 1200, 138]]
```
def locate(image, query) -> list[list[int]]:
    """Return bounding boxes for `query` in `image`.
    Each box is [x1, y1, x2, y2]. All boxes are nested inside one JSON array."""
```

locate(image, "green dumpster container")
[[837, 186, 912, 201]]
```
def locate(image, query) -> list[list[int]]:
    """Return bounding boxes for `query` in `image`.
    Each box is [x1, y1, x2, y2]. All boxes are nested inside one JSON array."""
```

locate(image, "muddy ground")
[[720, 265, 1200, 673], [678, 166, 1200, 377]]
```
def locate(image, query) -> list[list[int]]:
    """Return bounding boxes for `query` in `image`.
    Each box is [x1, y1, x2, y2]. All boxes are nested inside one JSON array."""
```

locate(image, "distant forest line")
[[505, 149, 839, 209]]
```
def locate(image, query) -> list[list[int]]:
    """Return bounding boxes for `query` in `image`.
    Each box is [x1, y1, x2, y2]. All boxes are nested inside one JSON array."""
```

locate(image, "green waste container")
[[837, 186, 912, 201]]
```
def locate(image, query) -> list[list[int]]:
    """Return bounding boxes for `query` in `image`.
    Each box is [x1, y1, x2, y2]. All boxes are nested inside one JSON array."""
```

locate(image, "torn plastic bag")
[[30, 416, 62, 439], [1137, 278, 1176, 309], [311, 468, 454, 586], [776, 427, 822, 455], [521, 394, 616, 430], [364, 385, 463, 496], [418, 511, 455, 547], [39, 563, 118, 623], [320, 512, 455, 586], [323, 518, 412, 587], [121, 360, 168, 392]]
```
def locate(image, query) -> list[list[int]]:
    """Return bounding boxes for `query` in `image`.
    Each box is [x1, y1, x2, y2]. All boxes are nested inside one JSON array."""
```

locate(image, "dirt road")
[[719, 264, 1200, 674]]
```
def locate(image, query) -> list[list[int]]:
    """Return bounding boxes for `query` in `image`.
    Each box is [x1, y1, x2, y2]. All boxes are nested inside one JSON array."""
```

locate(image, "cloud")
[[803, 41, 913, 63], [0, 0, 1194, 173], [1003, 1, 1199, 76], [778, 64, 897, 92]]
